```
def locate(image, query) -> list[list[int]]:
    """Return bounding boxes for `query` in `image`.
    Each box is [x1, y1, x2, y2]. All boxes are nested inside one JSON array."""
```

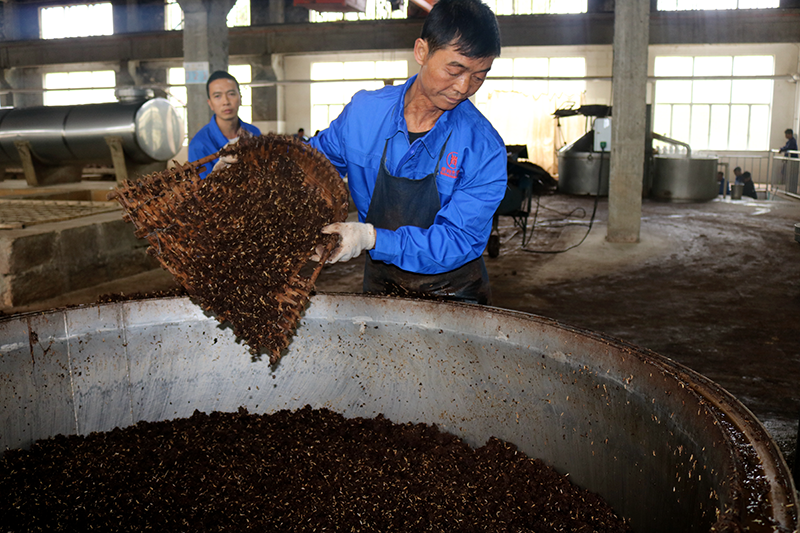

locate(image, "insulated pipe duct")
[[0, 295, 797, 533], [652, 132, 692, 157], [0, 98, 183, 166]]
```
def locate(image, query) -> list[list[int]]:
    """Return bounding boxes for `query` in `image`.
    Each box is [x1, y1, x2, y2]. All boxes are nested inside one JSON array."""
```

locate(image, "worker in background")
[[778, 128, 798, 186], [779, 128, 798, 157], [740, 171, 757, 200], [716, 171, 728, 196], [188, 70, 261, 179], [308, 0, 506, 304], [296, 128, 310, 141]]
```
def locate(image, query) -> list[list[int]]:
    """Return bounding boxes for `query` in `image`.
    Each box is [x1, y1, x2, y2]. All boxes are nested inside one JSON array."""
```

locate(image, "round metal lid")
[[133, 98, 184, 161]]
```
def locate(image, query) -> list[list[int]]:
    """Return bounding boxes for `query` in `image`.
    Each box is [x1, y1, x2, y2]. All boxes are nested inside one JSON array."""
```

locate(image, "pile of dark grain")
[[108, 134, 349, 363], [0, 406, 629, 533]]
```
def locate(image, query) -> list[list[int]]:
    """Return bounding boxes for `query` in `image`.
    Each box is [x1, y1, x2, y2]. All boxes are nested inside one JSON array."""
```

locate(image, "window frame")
[[652, 54, 775, 151]]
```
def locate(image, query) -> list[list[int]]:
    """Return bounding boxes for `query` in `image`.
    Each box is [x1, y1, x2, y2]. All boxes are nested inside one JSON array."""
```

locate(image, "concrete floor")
[[5, 190, 800, 479]]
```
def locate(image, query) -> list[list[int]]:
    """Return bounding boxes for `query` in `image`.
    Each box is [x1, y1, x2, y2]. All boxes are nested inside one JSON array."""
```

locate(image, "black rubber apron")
[[363, 136, 492, 305]]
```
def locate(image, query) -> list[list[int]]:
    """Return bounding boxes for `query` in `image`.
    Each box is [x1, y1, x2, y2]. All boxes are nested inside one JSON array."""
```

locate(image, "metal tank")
[[557, 130, 611, 196], [651, 154, 719, 202], [1, 294, 797, 533], [0, 98, 183, 165]]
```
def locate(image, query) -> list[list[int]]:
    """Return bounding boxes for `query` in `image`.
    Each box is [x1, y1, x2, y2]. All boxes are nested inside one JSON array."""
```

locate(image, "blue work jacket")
[[188, 115, 261, 179], [309, 75, 506, 275]]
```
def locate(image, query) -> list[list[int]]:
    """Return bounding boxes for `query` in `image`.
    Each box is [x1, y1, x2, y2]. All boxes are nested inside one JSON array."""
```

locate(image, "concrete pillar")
[[249, 0, 304, 136], [111, 0, 166, 33], [251, 0, 285, 25], [135, 63, 169, 98], [0, 72, 13, 107], [251, 55, 285, 134], [7, 68, 43, 108], [177, 0, 237, 140], [607, 0, 649, 244], [1, 1, 40, 41], [251, 0, 308, 25], [587, 0, 614, 13], [115, 60, 168, 99]]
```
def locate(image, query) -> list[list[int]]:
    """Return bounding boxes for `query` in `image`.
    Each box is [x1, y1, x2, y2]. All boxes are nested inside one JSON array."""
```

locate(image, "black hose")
[[521, 148, 604, 255]]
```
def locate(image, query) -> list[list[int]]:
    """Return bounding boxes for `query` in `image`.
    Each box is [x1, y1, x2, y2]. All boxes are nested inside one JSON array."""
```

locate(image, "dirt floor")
[[7, 191, 800, 481], [314, 192, 800, 476], [493, 193, 800, 477]]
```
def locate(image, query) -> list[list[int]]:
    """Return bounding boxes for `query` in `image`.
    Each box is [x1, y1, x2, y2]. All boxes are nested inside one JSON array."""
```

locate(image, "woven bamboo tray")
[[109, 134, 349, 363]]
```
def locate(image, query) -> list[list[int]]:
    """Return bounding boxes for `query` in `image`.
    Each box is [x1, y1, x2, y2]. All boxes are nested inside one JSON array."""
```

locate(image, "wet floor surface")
[[319, 193, 800, 474], [7, 192, 800, 479]]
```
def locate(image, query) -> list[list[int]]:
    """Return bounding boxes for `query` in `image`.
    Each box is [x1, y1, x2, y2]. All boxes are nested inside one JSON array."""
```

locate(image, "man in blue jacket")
[[779, 128, 797, 157], [188, 70, 261, 179], [309, 0, 505, 304]]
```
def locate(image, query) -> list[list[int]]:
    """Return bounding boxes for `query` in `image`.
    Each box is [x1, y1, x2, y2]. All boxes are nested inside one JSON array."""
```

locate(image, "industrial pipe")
[[652, 132, 692, 157], [0, 98, 183, 166]]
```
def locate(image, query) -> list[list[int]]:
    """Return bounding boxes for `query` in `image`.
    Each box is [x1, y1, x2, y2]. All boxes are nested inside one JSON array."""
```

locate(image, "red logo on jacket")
[[440, 151, 459, 179]]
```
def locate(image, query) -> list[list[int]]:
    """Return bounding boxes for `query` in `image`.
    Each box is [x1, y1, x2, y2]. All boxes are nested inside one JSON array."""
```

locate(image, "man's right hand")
[[211, 155, 238, 174], [311, 222, 376, 264]]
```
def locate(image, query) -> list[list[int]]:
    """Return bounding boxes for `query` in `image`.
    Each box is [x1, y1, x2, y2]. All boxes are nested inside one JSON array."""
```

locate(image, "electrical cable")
[[520, 142, 605, 255]]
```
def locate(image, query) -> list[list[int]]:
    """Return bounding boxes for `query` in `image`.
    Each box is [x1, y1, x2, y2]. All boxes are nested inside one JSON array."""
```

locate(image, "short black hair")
[[786, 129, 794, 136], [206, 70, 240, 98], [420, 0, 501, 59]]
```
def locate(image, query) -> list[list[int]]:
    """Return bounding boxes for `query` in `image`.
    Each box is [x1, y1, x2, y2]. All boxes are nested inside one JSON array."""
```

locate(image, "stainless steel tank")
[[557, 130, 611, 196], [0, 98, 183, 165], [651, 155, 719, 202], [1, 294, 797, 533], [557, 150, 610, 195]]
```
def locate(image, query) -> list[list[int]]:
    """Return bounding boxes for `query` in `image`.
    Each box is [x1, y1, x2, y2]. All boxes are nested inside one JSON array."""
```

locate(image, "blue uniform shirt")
[[188, 115, 261, 179], [309, 75, 507, 275], [780, 136, 798, 158]]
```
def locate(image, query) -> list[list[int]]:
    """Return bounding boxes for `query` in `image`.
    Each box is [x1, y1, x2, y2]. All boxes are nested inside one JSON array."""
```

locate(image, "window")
[[310, 0, 586, 22], [657, 0, 779, 10], [40, 3, 113, 39], [483, 0, 586, 15], [168, 64, 253, 144], [165, 0, 250, 31], [310, 0, 407, 23], [475, 57, 587, 175], [477, 57, 586, 100], [653, 55, 774, 151], [43, 70, 116, 106], [167, 68, 189, 143], [228, 65, 253, 124], [309, 60, 407, 133]]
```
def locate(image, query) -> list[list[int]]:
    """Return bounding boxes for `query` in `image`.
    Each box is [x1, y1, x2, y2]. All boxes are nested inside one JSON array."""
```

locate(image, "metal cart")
[[487, 146, 554, 258]]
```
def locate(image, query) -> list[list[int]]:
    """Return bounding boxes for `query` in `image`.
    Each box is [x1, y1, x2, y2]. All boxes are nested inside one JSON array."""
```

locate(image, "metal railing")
[[697, 151, 771, 199], [768, 149, 800, 200]]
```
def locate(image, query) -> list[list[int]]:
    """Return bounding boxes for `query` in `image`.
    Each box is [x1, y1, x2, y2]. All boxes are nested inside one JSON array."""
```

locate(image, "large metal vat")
[[1, 295, 797, 533], [557, 129, 611, 196], [651, 154, 719, 202], [557, 150, 611, 195], [0, 98, 183, 165]]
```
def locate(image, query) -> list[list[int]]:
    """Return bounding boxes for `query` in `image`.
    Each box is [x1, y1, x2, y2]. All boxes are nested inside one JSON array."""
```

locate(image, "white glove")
[[312, 222, 376, 264], [211, 155, 238, 173]]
